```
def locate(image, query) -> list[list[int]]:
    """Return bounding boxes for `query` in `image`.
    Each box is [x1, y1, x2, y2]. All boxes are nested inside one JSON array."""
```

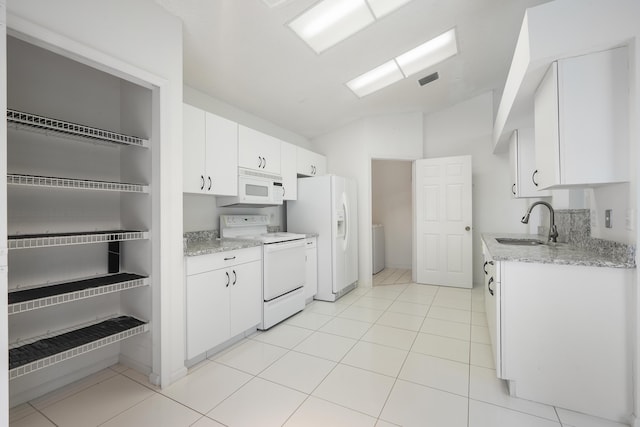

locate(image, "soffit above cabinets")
[[492, 0, 639, 153]]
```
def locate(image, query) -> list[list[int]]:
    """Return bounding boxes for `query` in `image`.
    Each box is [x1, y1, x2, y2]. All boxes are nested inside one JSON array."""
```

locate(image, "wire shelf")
[[7, 109, 149, 148], [7, 174, 149, 193], [9, 315, 148, 380], [8, 273, 150, 315], [8, 230, 149, 250]]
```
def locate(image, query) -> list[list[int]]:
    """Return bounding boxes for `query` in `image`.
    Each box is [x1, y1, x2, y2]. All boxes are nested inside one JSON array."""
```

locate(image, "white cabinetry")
[[238, 126, 281, 175], [296, 147, 326, 177], [183, 103, 238, 195], [508, 129, 550, 198], [482, 243, 502, 377], [304, 237, 318, 302], [185, 247, 261, 360], [281, 142, 297, 200], [482, 243, 632, 421], [534, 47, 628, 189]]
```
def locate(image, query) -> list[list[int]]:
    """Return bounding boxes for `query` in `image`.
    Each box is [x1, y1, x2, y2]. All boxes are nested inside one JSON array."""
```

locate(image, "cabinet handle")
[[263, 157, 266, 169], [232, 270, 237, 285], [225, 271, 230, 287], [224, 256, 236, 261], [258, 156, 263, 168], [310, 165, 314, 175], [200, 175, 205, 190], [207, 176, 212, 191], [488, 277, 494, 296], [532, 170, 539, 187], [282, 186, 286, 197], [512, 183, 516, 195], [483, 260, 494, 275]]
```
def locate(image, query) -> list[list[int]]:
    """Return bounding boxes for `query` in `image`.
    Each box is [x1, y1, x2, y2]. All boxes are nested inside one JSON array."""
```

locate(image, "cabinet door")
[[238, 126, 281, 174], [281, 142, 297, 200], [482, 246, 502, 378], [511, 129, 551, 198], [229, 260, 262, 337], [183, 104, 207, 194], [206, 113, 238, 196], [185, 270, 230, 359], [296, 147, 326, 177], [305, 240, 318, 301], [534, 63, 561, 190], [312, 153, 327, 176], [535, 48, 628, 188], [558, 47, 628, 186]]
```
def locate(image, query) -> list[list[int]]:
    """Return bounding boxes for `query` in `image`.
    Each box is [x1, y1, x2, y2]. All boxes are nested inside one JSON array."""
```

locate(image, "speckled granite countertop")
[[482, 233, 635, 269], [183, 230, 261, 257]]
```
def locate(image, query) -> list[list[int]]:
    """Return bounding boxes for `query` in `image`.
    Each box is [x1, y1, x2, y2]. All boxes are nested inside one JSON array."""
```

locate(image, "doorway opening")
[[371, 159, 413, 286]]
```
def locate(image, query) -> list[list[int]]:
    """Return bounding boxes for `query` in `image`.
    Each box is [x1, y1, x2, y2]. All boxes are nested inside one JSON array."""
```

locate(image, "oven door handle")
[[263, 239, 305, 253]]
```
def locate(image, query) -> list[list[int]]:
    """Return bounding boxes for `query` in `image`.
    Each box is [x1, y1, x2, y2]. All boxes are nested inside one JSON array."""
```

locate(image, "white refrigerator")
[[287, 175, 358, 302]]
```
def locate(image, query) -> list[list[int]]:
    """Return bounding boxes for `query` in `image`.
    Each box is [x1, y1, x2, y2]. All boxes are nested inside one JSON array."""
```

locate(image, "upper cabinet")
[[183, 103, 238, 195], [534, 47, 628, 189], [297, 147, 326, 177], [281, 142, 298, 200], [508, 129, 550, 198], [238, 125, 281, 175]]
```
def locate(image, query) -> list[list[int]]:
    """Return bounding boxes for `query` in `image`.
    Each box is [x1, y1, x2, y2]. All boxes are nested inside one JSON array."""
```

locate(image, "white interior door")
[[413, 156, 472, 288]]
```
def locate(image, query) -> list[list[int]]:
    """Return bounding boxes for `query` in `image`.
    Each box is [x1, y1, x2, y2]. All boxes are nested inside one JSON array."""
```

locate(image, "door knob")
[[465, 226, 471, 231]]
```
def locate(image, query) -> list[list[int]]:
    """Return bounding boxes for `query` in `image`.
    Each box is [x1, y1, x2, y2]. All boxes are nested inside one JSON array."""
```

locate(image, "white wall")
[[424, 92, 533, 286], [184, 85, 312, 150], [371, 160, 412, 269], [5, 0, 185, 406], [313, 112, 423, 287]]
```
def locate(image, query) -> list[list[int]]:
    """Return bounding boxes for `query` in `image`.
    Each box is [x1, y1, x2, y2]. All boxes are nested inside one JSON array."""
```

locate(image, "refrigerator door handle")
[[342, 196, 349, 250]]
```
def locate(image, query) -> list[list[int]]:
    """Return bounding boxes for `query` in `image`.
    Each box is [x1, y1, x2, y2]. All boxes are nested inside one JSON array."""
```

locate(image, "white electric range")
[[220, 215, 306, 330]]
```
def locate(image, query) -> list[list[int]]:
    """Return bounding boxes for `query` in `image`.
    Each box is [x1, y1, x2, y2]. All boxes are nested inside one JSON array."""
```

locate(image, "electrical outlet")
[[605, 209, 612, 228]]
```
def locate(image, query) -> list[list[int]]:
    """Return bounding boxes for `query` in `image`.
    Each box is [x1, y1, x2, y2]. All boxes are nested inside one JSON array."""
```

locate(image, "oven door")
[[263, 239, 305, 301]]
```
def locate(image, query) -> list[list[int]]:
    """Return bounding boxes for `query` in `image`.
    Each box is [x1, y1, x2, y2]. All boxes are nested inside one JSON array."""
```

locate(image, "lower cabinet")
[[482, 243, 633, 421], [304, 237, 318, 302], [482, 243, 502, 378], [185, 247, 262, 360]]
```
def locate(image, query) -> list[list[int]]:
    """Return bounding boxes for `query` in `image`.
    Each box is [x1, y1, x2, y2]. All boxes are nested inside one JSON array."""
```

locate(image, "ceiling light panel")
[[346, 60, 404, 98], [396, 28, 458, 77], [367, 0, 413, 18], [288, 0, 374, 54]]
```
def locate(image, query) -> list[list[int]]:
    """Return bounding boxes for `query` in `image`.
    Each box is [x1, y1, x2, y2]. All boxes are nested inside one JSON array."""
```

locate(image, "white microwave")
[[217, 168, 284, 207]]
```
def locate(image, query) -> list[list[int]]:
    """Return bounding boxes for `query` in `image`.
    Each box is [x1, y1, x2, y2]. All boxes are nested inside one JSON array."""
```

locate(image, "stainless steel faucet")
[[521, 201, 559, 243]]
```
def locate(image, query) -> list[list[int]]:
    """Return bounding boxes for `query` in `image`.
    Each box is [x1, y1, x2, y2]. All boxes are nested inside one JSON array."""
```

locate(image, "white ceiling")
[[157, 0, 553, 139]]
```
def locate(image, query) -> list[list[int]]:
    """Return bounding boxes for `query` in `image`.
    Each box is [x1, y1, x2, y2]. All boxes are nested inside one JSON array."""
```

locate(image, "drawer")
[[186, 246, 262, 276]]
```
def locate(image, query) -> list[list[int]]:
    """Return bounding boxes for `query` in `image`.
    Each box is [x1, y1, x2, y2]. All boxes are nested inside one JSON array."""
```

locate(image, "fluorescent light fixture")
[[345, 28, 458, 98], [288, 0, 374, 54], [288, 0, 415, 53], [396, 28, 458, 77], [346, 60, 404, 98], [367, 0, 414, 18]]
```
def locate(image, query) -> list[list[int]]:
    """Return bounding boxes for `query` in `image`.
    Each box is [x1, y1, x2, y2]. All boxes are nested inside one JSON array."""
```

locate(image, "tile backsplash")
[[555, 209, 636, 266]]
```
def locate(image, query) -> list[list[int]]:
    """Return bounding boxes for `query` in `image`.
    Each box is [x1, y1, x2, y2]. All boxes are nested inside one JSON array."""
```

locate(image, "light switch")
[[605, 209, 612, 228]]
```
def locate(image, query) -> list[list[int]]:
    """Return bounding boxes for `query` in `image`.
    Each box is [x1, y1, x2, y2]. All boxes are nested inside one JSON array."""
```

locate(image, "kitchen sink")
[[495, 237, 545, 246]]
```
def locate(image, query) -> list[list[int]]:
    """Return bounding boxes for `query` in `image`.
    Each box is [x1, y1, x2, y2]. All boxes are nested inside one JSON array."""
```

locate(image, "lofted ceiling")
[[157, 0, 553, 139]]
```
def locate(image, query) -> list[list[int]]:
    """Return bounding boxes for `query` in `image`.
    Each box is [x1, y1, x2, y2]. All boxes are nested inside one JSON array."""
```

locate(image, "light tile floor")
[[10, 282, 629, 427]]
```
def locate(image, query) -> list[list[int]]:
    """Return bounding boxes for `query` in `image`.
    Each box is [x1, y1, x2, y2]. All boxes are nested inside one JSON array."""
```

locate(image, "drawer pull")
[[224, 256, 236, 261]]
